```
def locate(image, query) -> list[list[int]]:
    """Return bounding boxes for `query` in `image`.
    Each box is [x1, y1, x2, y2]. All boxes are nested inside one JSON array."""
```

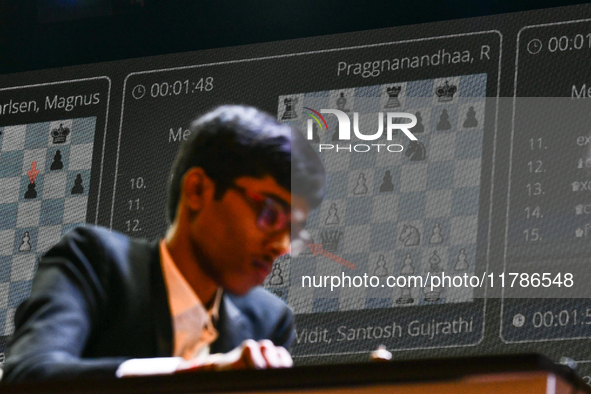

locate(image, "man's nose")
[[266, 230, 291, 257]]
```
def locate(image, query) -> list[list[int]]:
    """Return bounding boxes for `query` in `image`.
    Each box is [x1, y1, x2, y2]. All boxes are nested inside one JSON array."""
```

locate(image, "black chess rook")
[[281, 97, 298, 120], [384, 85, 402, 109]]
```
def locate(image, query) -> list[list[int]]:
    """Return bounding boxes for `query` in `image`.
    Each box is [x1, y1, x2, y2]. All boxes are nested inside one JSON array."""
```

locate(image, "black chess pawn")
[[379, 170, 394, 192], [71, 174, 84, 195], [436, 109, 451, 130], [411, 111, 424, 133], [24, 182, 37, 199], [50, 150, 64, 171], [336, 92, 349, 112], [463, 106, 478, 128]]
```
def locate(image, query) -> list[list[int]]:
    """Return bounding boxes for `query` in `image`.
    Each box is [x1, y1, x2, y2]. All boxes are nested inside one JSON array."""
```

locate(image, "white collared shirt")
[[159, 239, 222, 360], [116, 240, 222, 377]]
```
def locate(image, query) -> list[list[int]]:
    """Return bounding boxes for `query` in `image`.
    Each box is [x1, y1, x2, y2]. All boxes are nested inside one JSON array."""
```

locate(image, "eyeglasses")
[[230, 185, 310, 256]]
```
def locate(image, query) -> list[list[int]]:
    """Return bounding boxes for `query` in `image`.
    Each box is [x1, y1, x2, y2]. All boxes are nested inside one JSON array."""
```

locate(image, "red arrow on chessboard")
[[308, 244, 356, 270]]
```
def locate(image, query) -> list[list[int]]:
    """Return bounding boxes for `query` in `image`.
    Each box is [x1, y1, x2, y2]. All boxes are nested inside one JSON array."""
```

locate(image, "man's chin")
[[223, 282, 258, 296]]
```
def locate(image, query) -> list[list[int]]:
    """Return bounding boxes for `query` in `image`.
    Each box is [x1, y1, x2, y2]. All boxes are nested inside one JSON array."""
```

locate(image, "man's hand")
[[175, 339, 293, 372]]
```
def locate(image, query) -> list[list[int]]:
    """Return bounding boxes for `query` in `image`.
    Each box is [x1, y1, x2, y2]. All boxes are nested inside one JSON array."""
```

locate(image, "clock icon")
[[527, 39, 543, 55], [512, 313, 526, 328], [132, 84, 146, 99]]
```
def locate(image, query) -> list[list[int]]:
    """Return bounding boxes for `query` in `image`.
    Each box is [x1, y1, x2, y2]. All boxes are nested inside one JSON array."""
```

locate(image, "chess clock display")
[[131, 78, 214, 100], [525, 33, 591, 55], [502, 19, 591, 343]]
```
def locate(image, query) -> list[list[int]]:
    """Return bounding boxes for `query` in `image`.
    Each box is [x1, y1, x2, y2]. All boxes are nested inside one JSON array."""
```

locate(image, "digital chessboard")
[[0, 118, 96, 335], [267, 74, 487, 314]]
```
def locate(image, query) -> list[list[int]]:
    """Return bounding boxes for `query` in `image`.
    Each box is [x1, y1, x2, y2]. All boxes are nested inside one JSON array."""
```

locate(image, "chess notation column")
[[501, 20, 591, 344], [125, 176, 146, 233]]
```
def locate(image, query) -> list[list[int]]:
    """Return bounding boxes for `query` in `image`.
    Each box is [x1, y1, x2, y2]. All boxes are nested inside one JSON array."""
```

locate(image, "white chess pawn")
[[269, 263, 284, 286], [325, 203, 340, 225], [429, 223, 444, 244], [353, 173, 368, 195], [374, 255, 388, 277], [579, 158, 584, 169], [18, 231, 32, 252], [401, 253, 414, 275], [454, 249, 469, 270]]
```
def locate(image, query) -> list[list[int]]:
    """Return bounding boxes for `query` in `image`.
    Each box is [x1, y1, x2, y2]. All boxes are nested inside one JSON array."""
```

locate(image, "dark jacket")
[[3, 226, 294, 382]]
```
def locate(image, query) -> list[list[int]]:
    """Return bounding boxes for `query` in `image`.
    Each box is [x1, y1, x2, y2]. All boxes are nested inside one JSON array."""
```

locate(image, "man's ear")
[[181, 168, 213, 212]]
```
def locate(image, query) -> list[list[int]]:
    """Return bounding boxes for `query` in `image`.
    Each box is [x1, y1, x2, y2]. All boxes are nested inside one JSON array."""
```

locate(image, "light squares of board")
[[1, 125, 27, 152], [10, 255, 36, 281], [63, 196, 88, 224], [42, 172, 68, 199], [68, 144, 93, 170], [0, 177, 20, 203], [16, 201, 42, 228]]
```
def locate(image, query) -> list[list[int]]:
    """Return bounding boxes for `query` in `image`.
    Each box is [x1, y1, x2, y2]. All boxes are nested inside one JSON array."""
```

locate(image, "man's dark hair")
[[167, 105, 326, 223]]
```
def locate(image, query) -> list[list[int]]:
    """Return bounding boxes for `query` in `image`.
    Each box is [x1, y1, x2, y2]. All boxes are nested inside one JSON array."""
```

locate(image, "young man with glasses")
[[3, 105, 326, 382]]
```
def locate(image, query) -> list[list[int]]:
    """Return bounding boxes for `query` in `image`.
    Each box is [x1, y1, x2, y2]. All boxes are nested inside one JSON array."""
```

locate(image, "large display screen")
[[2, 2, 591, 385]]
